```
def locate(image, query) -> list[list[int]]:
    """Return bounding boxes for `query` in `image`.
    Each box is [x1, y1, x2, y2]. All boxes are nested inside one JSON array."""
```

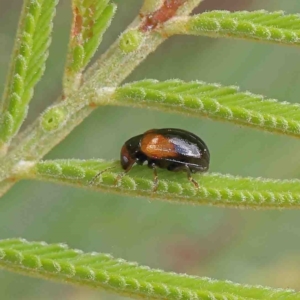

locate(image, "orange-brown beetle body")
[[120, 128, 210, 189]]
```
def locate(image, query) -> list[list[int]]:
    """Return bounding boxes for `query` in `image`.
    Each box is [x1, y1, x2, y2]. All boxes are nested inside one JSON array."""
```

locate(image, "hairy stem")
[[0, 0, 203, 192]]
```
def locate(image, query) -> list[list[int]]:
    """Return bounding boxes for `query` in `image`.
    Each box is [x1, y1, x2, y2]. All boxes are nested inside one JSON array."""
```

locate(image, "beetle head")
[[120, 144, 135, 170]]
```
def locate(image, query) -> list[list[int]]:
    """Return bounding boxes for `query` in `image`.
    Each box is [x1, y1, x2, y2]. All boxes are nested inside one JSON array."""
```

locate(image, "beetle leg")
[[184, 165, 199, 189], [89, 166, 116, 186], [149, 163, 158, 192]]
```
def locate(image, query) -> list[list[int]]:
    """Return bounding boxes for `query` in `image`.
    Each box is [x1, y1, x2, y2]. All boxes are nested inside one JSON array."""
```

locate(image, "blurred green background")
[[1, 0, 300, 298]]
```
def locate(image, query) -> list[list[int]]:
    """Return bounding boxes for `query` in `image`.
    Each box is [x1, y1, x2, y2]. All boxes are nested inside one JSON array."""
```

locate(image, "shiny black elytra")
[[120, 128, 210, 190]]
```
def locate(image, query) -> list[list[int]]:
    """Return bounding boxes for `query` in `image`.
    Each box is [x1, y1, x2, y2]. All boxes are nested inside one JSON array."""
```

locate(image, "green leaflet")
[[114, 80, 300, 138], [0, 0, 58, 147], [0, 2, 300, 297], [20, 159, 300, 209], [63, 0, 117, 95], [162, 10, 300, 46], [0, 238, 298, 300]]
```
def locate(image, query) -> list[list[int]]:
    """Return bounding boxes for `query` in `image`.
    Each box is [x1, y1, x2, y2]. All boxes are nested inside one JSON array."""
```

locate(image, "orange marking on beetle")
[[140, 0, 187, 32], [141, 133, 178, 158], [144, 129, 155, 134]]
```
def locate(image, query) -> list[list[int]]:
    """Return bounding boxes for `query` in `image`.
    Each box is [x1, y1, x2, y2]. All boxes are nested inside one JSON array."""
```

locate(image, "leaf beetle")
[[120, 128, 210, 190], [90, 128, 210, 190]]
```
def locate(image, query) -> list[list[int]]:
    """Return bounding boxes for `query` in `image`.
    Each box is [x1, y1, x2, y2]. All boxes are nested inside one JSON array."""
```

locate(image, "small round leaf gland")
[[119, 30, 143, 53], [41, 107, 67, 132]]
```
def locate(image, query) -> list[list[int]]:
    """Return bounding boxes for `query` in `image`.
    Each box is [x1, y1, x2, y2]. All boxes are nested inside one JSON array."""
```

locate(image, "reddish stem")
[[140, 0, 187, 32]]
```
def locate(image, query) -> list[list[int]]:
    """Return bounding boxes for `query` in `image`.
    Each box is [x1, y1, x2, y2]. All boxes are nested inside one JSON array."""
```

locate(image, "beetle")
[[119, 128, 210, 190]]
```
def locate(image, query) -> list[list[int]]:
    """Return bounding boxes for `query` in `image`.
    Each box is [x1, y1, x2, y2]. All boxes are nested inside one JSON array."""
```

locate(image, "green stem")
[[0, 0, 202, 191]]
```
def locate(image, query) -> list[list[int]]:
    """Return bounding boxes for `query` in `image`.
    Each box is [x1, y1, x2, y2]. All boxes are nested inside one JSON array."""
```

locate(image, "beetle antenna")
[[114, 172, 125, 186], [89, 166, 116, 186]]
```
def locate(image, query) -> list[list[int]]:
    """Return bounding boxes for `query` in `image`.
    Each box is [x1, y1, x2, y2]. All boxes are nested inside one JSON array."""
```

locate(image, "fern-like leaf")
[[0, 238, 298, 300], [0, 0, 58, 150], [162, 10, 300, 46], [113, 79, 300, 138], [18, 159, 300, 209], [63, 0, 117, 95]]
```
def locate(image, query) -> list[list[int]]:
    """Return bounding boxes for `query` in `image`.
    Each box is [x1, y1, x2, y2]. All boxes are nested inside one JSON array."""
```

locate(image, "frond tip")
[[20, 159, 300, 209], [162, 10, 300, 46], [0, 238, 299, 299], [63, 0, 117, 95]]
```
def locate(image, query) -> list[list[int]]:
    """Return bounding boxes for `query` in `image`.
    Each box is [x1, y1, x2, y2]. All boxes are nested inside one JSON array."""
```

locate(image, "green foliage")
[[0, 238, 299, 300], [22, 159, 300, 209], [115, 80, 300, 138], [163, 10, 300, 46], [0, 0, 58, 148], [0, 0, 300, 298], [63, 0, 117, 95]]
